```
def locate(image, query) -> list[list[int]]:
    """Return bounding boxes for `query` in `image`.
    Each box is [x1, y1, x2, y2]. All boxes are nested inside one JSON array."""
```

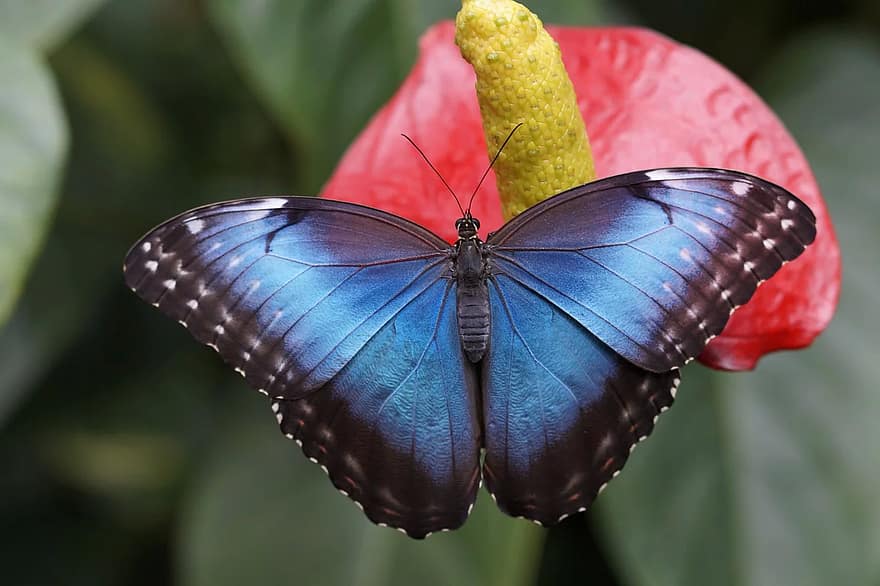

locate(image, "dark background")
[[1, 1, 878, 585]]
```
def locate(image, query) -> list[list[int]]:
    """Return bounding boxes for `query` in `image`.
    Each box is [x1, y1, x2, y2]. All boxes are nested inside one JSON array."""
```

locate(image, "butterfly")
[[124, 167, 815, 538]]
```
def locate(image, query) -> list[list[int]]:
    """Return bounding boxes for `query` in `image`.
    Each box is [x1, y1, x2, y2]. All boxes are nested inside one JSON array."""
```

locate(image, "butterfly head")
[[455, 215, 481, 240]]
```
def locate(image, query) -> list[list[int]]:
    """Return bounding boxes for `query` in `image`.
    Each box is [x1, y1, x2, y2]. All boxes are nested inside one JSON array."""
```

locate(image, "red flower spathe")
[[322, 22, 840, 371]]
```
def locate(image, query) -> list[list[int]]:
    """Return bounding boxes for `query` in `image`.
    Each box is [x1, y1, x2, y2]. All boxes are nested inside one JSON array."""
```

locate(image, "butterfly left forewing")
[[124, 197, 451, 397]]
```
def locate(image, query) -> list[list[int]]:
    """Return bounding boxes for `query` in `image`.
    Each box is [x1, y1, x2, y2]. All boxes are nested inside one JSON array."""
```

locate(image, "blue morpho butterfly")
[[124, 129, 816, 538]]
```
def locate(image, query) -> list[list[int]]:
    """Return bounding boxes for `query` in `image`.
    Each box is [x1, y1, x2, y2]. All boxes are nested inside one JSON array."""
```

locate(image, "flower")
[[455, 0, 595, 218], [321, 19, 840, 371]]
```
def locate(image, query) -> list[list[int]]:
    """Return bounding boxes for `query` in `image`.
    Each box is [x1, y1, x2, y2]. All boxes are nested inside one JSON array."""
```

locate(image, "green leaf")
[[179, 394, 543, 586], [0, 0, 106, 51], [0, 43, 66, 328], [0, 0, 107, 333], [597, 29, 880, 586], [205, 0, 601, 190], [531, 0, 603, 24], [0, 40, 170, 423]]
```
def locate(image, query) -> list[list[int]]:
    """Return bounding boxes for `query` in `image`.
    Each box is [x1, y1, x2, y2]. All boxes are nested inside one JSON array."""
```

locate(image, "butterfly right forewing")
[[486, 168, 816, 373]]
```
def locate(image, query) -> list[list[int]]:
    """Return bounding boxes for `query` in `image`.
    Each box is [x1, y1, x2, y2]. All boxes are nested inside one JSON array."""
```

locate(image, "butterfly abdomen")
[[455, 239, 491, 363], [457, 283, 490, 362]]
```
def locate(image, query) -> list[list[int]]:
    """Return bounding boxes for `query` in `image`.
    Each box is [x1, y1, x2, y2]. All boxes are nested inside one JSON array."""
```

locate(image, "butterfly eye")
[[455, 219, 464, 230], [472, 218, 480, 230]]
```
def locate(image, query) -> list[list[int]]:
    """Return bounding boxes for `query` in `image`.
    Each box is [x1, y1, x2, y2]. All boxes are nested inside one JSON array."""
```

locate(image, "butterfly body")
[[124, 168, 816, 538], [452, 220, 491, 362]]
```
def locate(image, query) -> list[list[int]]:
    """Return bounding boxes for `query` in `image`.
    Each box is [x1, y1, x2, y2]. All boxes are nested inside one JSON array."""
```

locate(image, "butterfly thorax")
[[454, 217, 491, 363]]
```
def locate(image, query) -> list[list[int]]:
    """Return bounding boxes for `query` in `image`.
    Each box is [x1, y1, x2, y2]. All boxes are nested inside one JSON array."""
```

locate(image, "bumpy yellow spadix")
[[455, 0, 595, 219]]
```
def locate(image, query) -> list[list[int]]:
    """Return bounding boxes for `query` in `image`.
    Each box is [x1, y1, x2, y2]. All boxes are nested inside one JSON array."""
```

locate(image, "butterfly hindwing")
[[482, 273, 678, 523], [124, 197, 481, 537], [274, 278, 481, 538], [487, 168, 817, 372]]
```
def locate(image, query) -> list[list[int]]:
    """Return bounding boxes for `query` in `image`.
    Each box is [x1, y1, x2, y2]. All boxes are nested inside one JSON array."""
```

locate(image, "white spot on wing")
[[145, 260, 158, 272], [262, 198, 288, 208], [781, 219, 794, 230], [187, 219, 205, 234], [162, 279, 176, 291], [731, 181, 751, 195], [644, 169, 678, 181], [787, 200, 797, 210], [141, 242, 152, 252]]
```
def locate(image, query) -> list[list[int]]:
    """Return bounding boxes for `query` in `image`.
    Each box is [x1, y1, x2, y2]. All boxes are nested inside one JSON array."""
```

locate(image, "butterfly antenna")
[[466, 122, 524, 215], [401, 133, 465, 217]]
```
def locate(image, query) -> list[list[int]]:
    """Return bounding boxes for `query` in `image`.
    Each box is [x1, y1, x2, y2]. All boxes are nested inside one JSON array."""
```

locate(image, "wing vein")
[[490, 252, 659, 357], [275, 259, 447, 396], [491, 277, 588, 427]]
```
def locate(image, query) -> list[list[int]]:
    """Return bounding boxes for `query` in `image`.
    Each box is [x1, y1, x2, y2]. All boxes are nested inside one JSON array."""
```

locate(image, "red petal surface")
[[322, 22, 841, 371]]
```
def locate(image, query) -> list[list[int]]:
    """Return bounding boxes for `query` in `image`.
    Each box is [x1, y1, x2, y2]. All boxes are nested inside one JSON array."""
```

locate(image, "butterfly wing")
[[482, 274, 678, 523], [124, 197, 481, 537], [486, 168, 817, 372], [481, 168, 815, 522]]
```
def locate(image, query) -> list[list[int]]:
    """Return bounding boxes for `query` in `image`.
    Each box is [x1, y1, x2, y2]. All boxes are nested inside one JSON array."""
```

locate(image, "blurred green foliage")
[[0, 1, 877, 585]]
